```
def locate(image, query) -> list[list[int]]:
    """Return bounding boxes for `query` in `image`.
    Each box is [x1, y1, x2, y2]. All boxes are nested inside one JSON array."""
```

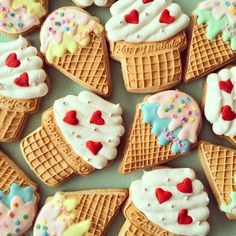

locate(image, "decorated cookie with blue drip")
[[119, 90, 202, 174]]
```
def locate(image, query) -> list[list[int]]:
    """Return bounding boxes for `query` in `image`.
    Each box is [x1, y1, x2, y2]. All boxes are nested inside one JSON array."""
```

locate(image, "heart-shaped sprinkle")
[[177, 178, 193, 193], [155, 188, 172, 204], [221, 105, 236, 121], [14, 72, 29, 87], [178, 209, 193, 225], [63, 110, 79, 125], [219, 79, 234, 94], [86, 141, 103, 155], [160, 9, 175, 24], [142, 0, 154, 3], [6, 53, 21, 68], [125, 9, 139, 24], [90, 110, 105, 125]]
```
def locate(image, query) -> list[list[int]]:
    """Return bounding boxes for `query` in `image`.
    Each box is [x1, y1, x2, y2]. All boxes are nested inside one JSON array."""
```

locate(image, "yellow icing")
[[12, 0, 46, 18], [63, 220, 92, 236], [45, 19, 103, 63]]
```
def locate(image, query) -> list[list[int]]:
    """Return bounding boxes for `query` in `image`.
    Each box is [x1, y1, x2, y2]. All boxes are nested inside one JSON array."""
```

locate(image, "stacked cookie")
[[1, 0, 236, 235]]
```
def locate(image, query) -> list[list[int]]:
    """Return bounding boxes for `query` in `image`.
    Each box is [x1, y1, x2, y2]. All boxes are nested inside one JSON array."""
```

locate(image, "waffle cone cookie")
[[105, 0, 189, 93], [119, 90, 202, 174], [203, 66, 236, 147], [0, 36, 49, 142], [198, 141, 236, 219], [21, 91, 125, 186], [184, 1, 236, 83], [119, 168, 210, 236], [40, 6, 112, 97], [0, 0, 48, 37], [0, 149, 39, 235], [72, 0, 115, 8], [33, 189, 128, 236]]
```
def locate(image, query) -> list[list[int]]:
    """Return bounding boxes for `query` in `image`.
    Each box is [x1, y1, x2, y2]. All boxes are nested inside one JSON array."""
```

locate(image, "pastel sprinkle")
[[69, 21, 75, 27], [23, 214, 29, 220], [15, 228, 20, 234], [172, 114, 178, 119], [50, 16, 55, 21], [42, 218, 47, 225], [164, 108, 169, 112], [35, 224, 41, 229], [60, 12, 65, 17], [188, 111, 192, 116], [17, 22, 23, 28], [186, 97, 191, 102], [189, 117, 195, 123], [168, 104, 174, 109], [43, 225, 48, 230], [5, 233, 11, 236], [14, 220, 20, 225], [181, 117, 187, 123], [180, 103, 186, 108], [64, 26, 70, 31], [7, 22, 12, 28], [179, 99, 185, 104], [8, 211, 14, 218], [168, 97, 174, 102], [56, 21, 61, 26], [225, 1, 231, 6], [176, 108, 181, 113], [42, 232, 49, 236], [9, 12, 15, 17]]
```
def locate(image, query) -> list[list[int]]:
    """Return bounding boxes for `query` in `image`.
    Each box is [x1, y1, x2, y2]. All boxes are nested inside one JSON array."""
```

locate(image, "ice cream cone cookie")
[[0, 36, 49, 142], [105, 0, 189, 93], [119, 90, 202, 174], [21, 91, 125, 186], [0, 0, 47, 36], [199, 141, 236, 219], [0, 149, 39, 236], [33, 189, 128, 236], [185, 0, 236, 83], [203, 66, 236, 147], [119, 168, 210, 236], [40, 6, 112, 97], [72, 0, 115, 8]]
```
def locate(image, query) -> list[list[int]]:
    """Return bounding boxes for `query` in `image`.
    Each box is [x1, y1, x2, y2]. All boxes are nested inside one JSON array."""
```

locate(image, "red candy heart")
[[125, 9, 139, 24], [6, 53, 21, 68], [90, 110, 105, 125], [63, 110, 79, 125], [177, 178, 193, 193], [221, 105, 236, 121], [14, 72, 29, 87], [86, 141, 103, 155], [142, 0, 154, 3], [160, 9, 175, 24], [178, 209, 193, 225], [155, 188, 172, 204], [219, 79, 234, 94]]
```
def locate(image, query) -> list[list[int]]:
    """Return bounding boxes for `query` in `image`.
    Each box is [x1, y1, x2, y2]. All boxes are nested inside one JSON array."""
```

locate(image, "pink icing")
[[0, 196, 36, 235], [199, 0, 236, 26], [148, 90, 201, 143], [40, 7, 90, 53]]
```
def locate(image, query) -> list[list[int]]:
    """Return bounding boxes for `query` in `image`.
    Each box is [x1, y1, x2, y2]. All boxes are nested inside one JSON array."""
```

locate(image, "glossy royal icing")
[[141, 90, 201, 154], [205, 66, 236, 136], [53, 91, 125, 169], [0, 0, 46, 35], [130, 168, 210, 236], [0, 36, 48, 99], [0, 183, 37, 236], [105, 0, 190, 43], [40, 7, 104, 63]]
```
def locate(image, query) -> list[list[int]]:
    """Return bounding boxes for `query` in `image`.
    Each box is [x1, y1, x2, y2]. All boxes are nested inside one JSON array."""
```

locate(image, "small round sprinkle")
[[179, 99, 185, 104], [15, 228, 20, 234], [5, 233, 11, 236], [172, 114, 178, 119], [17, 22, 23, 28], [14, 220, 20, 225], [42, 232, 49, 236], [60, 12, 64, 17], [9, 12, 15, 17], [56, 21, 61, 26], [23, 214, 29, 220], [64, 26, 70, 31], [35, 224, 41, 230], [42, 225, 48, 231], [168, 104, 174, 109], [7, 22, 12, 28], [176, 108, 181, 113], [164, 108, 169, 112], [186, 97, 191, 102]]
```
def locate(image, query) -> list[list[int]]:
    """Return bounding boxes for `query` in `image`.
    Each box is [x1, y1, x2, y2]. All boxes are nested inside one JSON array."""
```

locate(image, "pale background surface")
[[0, 0, 235, 235]]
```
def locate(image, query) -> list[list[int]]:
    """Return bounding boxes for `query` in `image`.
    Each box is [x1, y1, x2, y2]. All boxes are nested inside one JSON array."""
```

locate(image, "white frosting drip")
[[105, 0, 189, 43], [73, 0, 108, 7], [130, 168, 210, 236], [205, 66, 236, 136], [0, 36, 48, 99], [53, 91, 125, 169]]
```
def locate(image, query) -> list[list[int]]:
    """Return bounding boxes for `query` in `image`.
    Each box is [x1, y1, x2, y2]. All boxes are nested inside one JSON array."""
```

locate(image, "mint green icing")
[[220, 192, 236, 214], [194, 8, 236, 50]]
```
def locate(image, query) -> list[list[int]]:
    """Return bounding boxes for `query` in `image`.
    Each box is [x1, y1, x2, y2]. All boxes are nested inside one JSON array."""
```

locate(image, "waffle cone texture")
[[48, 189, 128, 236], [185, 16, 236, 83], [119, 97, 197, 174], [47, 32, 112, 97], [109, 31, 187, 93], [198, 141, 236, 219], [21, 108, 95, 186], [118, 199, 175, 236]]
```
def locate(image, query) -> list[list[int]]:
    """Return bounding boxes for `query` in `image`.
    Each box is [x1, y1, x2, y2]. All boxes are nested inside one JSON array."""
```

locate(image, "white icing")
[[105, 0, 189, 43], [73, 0, 108, 7], [0, 36, 48, 99], [205, 66, 236, 136], [130, 168, 210, 236], [53, 91, 125, 169]]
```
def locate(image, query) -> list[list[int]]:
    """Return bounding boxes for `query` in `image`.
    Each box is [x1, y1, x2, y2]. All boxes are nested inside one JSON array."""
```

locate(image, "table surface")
[[1, 0, 236, 235]]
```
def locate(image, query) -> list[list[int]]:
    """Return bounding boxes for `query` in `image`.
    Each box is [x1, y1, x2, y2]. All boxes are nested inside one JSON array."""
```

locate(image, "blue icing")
[[141, 103, 191, 154], [0, 183, 35, 208]]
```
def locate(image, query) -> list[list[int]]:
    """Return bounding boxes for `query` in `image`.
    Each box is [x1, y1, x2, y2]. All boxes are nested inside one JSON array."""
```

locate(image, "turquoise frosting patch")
[[194, 8, 236, 50], [141, 103, 190, 154], [0, 183, 35, 208]]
